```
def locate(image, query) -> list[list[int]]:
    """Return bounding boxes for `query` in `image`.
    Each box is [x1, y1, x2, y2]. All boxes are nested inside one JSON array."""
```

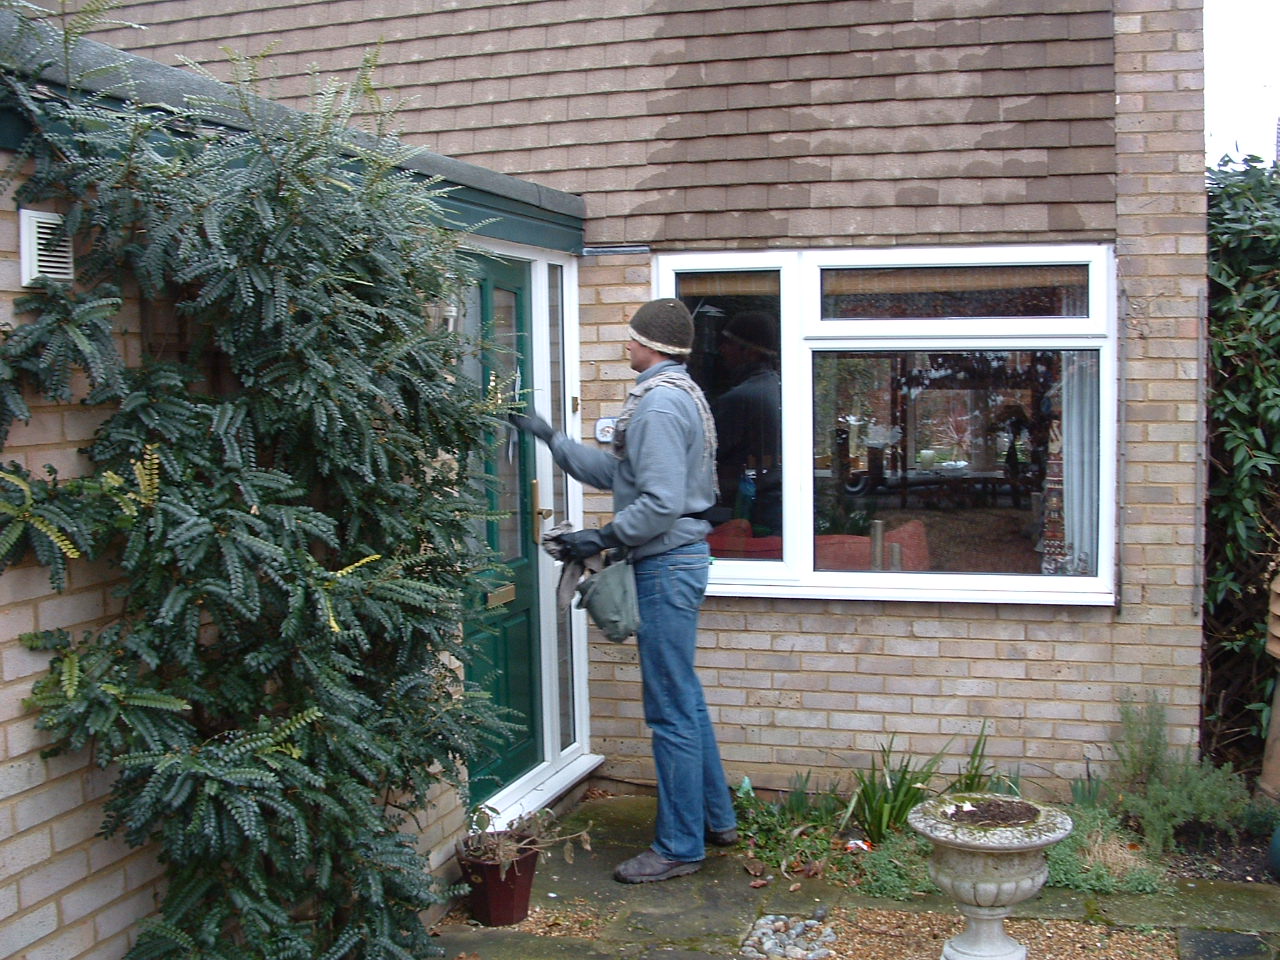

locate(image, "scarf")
[[612, 368, 717, 475]]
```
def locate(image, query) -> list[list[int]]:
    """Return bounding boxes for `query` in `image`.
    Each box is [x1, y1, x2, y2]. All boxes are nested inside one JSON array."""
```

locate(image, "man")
[[510, 298, 738, 883], [711, 311, 783, 535]]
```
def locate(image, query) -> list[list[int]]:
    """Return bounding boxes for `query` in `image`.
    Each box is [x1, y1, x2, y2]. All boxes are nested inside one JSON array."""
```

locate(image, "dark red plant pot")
[[459, 847, 540, 926]]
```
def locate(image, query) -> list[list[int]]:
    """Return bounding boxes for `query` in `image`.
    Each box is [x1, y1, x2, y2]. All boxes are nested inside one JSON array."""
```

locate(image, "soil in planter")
[[945, 797, 1040, 827]]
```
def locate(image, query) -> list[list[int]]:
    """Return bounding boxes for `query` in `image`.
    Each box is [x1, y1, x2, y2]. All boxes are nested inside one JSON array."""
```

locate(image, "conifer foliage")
[[2, 13, 506, 959]]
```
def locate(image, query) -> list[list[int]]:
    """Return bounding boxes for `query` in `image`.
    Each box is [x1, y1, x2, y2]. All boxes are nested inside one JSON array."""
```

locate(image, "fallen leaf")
[[789, 882, 802, 892], [749, 878, 769, 888], [744, 858, 767, 876]]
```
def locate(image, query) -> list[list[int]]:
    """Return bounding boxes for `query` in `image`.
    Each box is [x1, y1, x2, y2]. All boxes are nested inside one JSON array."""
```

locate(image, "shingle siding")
[[96, 1, 1118, 247]]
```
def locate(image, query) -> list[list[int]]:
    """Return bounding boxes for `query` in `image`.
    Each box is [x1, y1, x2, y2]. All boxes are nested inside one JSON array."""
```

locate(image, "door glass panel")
[[492, 287, 524, 561]]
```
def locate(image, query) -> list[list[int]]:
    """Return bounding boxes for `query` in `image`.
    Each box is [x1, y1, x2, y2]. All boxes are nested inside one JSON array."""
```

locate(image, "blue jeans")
[[633, 542, 736, 862]]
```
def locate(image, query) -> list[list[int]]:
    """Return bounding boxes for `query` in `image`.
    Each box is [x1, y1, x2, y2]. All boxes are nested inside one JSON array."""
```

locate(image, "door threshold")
[[483, 753, 605, 826]]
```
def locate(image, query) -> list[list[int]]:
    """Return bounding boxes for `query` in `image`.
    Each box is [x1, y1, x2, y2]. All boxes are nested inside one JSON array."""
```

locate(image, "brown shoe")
[[613, 849, 703, 883], [706, 828, 739, 846]]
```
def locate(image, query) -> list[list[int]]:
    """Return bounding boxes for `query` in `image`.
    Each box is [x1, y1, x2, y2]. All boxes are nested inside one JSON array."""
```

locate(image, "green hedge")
[[1205, 156, 1280, 763]]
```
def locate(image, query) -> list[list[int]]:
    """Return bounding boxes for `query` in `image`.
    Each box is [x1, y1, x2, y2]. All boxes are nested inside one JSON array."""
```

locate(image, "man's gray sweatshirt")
[[548, 360, 715, 559]]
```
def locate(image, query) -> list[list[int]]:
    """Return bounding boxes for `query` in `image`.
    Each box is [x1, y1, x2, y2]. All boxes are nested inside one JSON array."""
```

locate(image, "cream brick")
[[93, 885, 157, 941], [0, 565, 57, 607], [910, 620, 968, 640], [826, 672, 886, 693], [773, 709, 829, 729], [0, 902, 58, 958], [2, 640, 53, 683], [13, 777, 86, 833], [0, 757, 47, 803], [971, 660, 1028, 680], [827, 712, 885, 733], [0, 878, 15, 919], [35, 589, 110, 633], [18, 848, 89, 909], [892, 715, 942, 735], [854, 693, 913, 714], [0, 826, 52, 883], [885, 675, 940, 695], [59, 865, 127, 923], [50, 803, 103, 853]]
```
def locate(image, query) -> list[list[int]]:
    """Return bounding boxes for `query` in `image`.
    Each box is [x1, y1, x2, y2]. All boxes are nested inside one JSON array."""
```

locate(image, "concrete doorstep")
[[428, 795, 1280, 960]]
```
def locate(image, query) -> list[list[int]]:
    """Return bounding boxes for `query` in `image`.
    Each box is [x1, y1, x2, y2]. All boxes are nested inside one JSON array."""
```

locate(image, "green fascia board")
[[0, 10, 584, 253], [444, 186, 583, 250]]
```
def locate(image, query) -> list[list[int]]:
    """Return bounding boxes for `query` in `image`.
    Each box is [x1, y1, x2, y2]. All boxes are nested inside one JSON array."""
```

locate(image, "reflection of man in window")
[[711, 312, 782, 535]]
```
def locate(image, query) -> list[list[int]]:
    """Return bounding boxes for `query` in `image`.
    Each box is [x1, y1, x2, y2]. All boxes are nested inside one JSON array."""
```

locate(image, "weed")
[[1070, 757, 1109, 809], [1111, 696, 1250, 857], [943, 722, 1020, 796], [839, 737, 946, 844], [1238, 796, 1280, 838], [1047, 806, 1167, 894], [846, 831, 937, 900]]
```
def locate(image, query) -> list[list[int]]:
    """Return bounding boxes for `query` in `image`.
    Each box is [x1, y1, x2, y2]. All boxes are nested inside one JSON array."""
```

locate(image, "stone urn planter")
[[908, 793, 1073, 960]]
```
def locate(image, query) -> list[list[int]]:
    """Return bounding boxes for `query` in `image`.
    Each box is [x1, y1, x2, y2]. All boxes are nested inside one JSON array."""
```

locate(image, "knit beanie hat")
[[628, 298, 694, 357]]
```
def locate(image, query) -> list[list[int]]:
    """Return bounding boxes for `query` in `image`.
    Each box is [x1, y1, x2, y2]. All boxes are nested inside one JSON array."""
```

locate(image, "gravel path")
[[822, 907, 1177, 960]]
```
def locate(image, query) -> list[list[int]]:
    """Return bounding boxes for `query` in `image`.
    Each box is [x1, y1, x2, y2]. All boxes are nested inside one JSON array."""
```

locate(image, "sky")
[[1204, 0, 1280, 164]]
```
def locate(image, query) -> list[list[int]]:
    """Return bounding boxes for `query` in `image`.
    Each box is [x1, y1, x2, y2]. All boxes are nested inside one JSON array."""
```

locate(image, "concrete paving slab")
[[1097, 880, 1280, 934], [1178, 929, 1280, 960]]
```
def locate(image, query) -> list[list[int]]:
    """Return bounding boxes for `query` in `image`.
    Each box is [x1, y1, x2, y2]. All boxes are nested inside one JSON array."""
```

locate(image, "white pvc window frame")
[[654, 244, 1118, 606]]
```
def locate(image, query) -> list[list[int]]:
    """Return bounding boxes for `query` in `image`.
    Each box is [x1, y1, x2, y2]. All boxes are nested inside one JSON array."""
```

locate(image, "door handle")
[[530, 478, 553, 520]]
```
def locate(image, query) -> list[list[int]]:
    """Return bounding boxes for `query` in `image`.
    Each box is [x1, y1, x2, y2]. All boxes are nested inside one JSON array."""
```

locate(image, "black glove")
[[507, 411, 554, 442], [553, 525, 623, 561]]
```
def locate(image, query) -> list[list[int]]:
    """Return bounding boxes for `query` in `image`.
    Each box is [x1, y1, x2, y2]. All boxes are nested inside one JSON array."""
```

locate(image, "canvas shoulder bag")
[[574, 550, 639, 642]]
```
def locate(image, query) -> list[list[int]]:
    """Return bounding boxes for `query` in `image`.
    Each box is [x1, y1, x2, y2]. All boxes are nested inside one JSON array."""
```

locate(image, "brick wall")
[[0, 165, 164, 960], [93, 0, 1207, 792]]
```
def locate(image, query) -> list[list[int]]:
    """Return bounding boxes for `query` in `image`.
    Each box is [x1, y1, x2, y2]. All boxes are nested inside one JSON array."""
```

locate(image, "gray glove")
[[508, 411, 554, 442]]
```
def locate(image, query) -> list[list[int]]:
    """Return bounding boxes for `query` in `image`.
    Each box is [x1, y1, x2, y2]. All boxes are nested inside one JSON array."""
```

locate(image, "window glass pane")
[[677, 271, 784, 560], [822, 264, 1089, 319], [812, 349, 1099, 576]]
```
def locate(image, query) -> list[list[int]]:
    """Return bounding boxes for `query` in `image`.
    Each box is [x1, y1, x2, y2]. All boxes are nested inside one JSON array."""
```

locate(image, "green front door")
[[466, 257, 542, 801]]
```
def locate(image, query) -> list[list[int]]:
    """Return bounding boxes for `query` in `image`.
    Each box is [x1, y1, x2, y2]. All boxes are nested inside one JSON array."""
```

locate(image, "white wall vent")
[[19, 209, 75, 286]]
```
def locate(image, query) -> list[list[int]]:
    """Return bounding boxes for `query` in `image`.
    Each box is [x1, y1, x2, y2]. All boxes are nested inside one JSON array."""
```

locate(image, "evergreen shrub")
[[2, 12, 507, 959], [1205, 156, 1280, 761]]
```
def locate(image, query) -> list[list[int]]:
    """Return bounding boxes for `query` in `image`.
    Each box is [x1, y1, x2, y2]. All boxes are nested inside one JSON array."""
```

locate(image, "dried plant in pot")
[[908, 793, 1072, 960], [455, 805, 591, 926]]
